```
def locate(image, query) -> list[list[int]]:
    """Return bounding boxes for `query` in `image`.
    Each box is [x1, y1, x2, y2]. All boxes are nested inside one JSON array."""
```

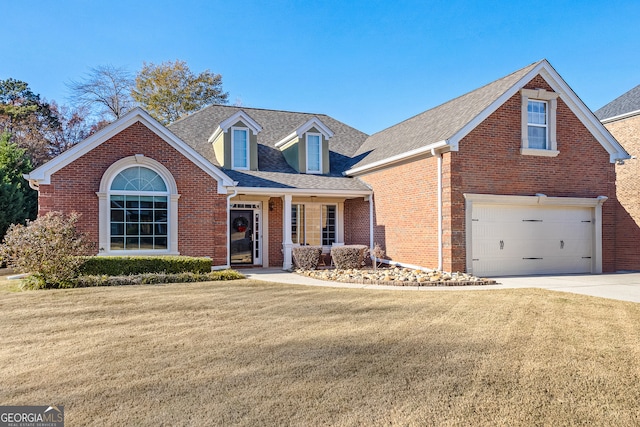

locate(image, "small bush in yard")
[[79, 255, 212, 276], [331, 245, 368, 269], [0, 212, 94, 289], [292, 246, 322, 270]]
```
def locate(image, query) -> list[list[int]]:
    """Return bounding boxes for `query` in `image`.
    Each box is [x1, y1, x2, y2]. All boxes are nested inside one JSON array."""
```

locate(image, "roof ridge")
[[370, 60, 543, 137]]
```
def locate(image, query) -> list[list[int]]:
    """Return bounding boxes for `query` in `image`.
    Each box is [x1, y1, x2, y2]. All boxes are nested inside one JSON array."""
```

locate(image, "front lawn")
[[0, 279, 639, 425]]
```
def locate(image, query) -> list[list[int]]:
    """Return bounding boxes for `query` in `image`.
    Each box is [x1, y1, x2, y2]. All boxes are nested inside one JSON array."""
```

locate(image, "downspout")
[[225, 185, 238, 269], [431, 148, 443, 272], [369, 194, 374, 255]]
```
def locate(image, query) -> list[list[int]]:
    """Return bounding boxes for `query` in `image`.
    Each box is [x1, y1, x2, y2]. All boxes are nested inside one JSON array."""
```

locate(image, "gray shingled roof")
[[595, 84, 640, 120], [350, 61, 542, 170], [168, 105, 370, 191]]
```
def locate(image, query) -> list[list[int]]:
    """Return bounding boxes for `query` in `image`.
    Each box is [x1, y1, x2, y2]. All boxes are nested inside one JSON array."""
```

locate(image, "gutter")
[[344, 140, 449, 176]]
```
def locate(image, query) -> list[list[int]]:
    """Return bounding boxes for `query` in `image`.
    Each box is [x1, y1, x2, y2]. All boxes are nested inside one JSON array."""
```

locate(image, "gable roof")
[[347, 59, 629, 174], [25, 108, 235, 193], [169, 105, 371, 192], [595, 84, 640, 122]]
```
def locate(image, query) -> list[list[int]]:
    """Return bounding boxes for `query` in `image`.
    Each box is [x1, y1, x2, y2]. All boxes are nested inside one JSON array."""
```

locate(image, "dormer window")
[[520, 88, 559, 157], [275, 117, 334, 174], [306, 133, 322, 174], [232, 127, 249, 170]]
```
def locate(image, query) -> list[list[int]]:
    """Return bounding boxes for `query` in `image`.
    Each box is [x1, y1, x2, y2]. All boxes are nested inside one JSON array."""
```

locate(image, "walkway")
[[241, 268, 640, 303]]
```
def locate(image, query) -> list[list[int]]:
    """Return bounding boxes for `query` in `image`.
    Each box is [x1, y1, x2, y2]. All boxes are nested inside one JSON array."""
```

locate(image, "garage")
[[464, 194, 607, 277]]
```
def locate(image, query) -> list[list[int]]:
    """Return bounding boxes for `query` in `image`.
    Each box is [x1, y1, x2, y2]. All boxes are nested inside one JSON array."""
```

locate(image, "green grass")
[[0, 279, 639, 426]]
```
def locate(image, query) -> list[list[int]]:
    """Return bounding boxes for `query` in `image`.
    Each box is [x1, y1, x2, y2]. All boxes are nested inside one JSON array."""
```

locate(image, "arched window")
[[97, 156, 179, 255], [109, 167, 169, 251]]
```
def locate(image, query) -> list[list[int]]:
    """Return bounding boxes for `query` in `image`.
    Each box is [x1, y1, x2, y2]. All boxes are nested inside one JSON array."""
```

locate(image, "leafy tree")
[[67, 65, 135, 121], [0, 132, 37, 240], [0, 78, 61, 165], [132, 60, 228, 124]]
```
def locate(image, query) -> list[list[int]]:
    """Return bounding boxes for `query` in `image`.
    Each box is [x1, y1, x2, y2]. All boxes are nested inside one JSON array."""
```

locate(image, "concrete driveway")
[[243, 269, 640, 303], [496, 272, 640, 303]]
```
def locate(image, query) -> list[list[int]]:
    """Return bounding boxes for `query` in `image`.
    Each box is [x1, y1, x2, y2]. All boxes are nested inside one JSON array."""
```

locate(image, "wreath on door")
[[233, 216, 249, 232]]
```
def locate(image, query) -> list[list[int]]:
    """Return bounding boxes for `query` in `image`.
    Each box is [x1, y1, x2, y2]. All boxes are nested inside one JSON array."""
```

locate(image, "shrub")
[[371, 243, 386, 270], [292, 246, 322, 270], [17, 269, 245, 290], [0, 212, 93, 288], [68, 270, 245, 288], [79, 256, 212, 276], [331, 245, 368, 270]]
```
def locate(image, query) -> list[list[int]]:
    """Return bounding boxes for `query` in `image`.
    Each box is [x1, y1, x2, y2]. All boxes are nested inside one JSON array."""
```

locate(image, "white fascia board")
[[344, 140, 449, 176], [275, 117, 335, 149], [232, 186, 372, 198], [219, 110, 262, 135], [25, 107, 235, 192], [296, 117, 334, 139], [274, 131, 298, 149], [447, 60, 629, 162], [600, 109, 640, 124], [208, 126, 223, 143]]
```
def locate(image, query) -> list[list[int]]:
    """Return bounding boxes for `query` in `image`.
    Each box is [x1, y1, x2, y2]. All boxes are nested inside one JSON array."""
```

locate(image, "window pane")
[[233, 129, 248, 169], [307, 135, 321, 172], [111, 167, 167, 191], [322, 205, 336, 246], [155, 237, 167, 249], [111, 223, 124, 236], [125, 237, 139, 249], [111, 210, 124, 222], [111, 237, 124, 249], [140, 237, 154, 249], [528, 126, 547, 149]]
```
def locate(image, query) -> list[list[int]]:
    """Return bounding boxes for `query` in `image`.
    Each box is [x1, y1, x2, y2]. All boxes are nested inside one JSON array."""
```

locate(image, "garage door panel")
[[471, 204, 593, 276]]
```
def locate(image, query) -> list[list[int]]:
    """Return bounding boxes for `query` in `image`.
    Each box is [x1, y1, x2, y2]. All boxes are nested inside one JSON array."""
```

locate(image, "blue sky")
[[4, 0, 639, 134]]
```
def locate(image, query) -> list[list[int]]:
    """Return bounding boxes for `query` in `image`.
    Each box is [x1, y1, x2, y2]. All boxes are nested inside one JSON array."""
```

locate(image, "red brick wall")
[[268, 197, 283, 268], [451, 74, 618, 272], [359, 157, 440, 268], [605, 115, 640, 270], [37, 121, 228, 265], [344, 197, 370, 246], [358, 74, 619, 273]]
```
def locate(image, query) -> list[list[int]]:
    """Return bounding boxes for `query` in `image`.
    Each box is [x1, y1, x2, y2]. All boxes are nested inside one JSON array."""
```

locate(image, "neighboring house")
[[24, 59, 630, 276], [596, 86, 640, 271]]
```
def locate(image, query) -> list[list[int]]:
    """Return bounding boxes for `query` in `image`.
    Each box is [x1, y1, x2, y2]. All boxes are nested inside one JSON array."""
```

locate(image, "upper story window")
[[527, 100, 548, 149], [520, 88, 559, 157], [232, 127, 249, 170], [306, 133, 322, 174]]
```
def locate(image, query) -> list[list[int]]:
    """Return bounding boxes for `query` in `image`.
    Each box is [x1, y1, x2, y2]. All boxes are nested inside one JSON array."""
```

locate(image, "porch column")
[[282, 194, 293, 270]]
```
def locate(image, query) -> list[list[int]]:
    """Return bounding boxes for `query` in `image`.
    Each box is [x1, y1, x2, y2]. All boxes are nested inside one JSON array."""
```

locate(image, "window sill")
[[520, 148, 560, 157]]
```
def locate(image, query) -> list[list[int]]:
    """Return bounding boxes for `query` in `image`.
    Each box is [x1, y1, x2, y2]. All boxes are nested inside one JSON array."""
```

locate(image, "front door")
[[230, 210, 254, 264]]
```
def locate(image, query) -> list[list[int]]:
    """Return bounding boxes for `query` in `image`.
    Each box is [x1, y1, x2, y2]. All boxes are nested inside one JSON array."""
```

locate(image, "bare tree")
[[67, 65, 135, 121]]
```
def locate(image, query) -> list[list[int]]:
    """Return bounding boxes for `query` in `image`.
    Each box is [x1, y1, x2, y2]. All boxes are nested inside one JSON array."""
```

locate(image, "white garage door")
[[471, 204, 593, 276]]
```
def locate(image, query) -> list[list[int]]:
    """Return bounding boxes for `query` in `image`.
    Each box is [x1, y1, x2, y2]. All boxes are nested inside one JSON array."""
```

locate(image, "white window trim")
[[521, 88, 559, 157], [231, 126, 250, 170], [306, 132, 322, 174], [96, 155, 180, 256]]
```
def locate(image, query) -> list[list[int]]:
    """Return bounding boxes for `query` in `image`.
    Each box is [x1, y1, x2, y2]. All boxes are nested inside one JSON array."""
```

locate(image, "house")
[[24, 59, 629, 276], [595, 86, 640, 271]]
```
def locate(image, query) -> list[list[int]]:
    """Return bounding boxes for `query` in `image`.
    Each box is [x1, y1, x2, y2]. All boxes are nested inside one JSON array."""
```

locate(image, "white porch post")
[[282, 194, 293, 270]]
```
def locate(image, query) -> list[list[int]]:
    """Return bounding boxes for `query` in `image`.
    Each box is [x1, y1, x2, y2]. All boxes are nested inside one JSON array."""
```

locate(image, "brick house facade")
[[26, 60, 631, 276], [596, 86, 640, 271]]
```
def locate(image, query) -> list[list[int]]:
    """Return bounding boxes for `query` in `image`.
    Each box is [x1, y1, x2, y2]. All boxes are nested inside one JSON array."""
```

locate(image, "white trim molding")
[[209, 110, 263, 142], [97, 155, 180, 256], [275, 116, 334, 149], [25, 107, 234, 193]]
